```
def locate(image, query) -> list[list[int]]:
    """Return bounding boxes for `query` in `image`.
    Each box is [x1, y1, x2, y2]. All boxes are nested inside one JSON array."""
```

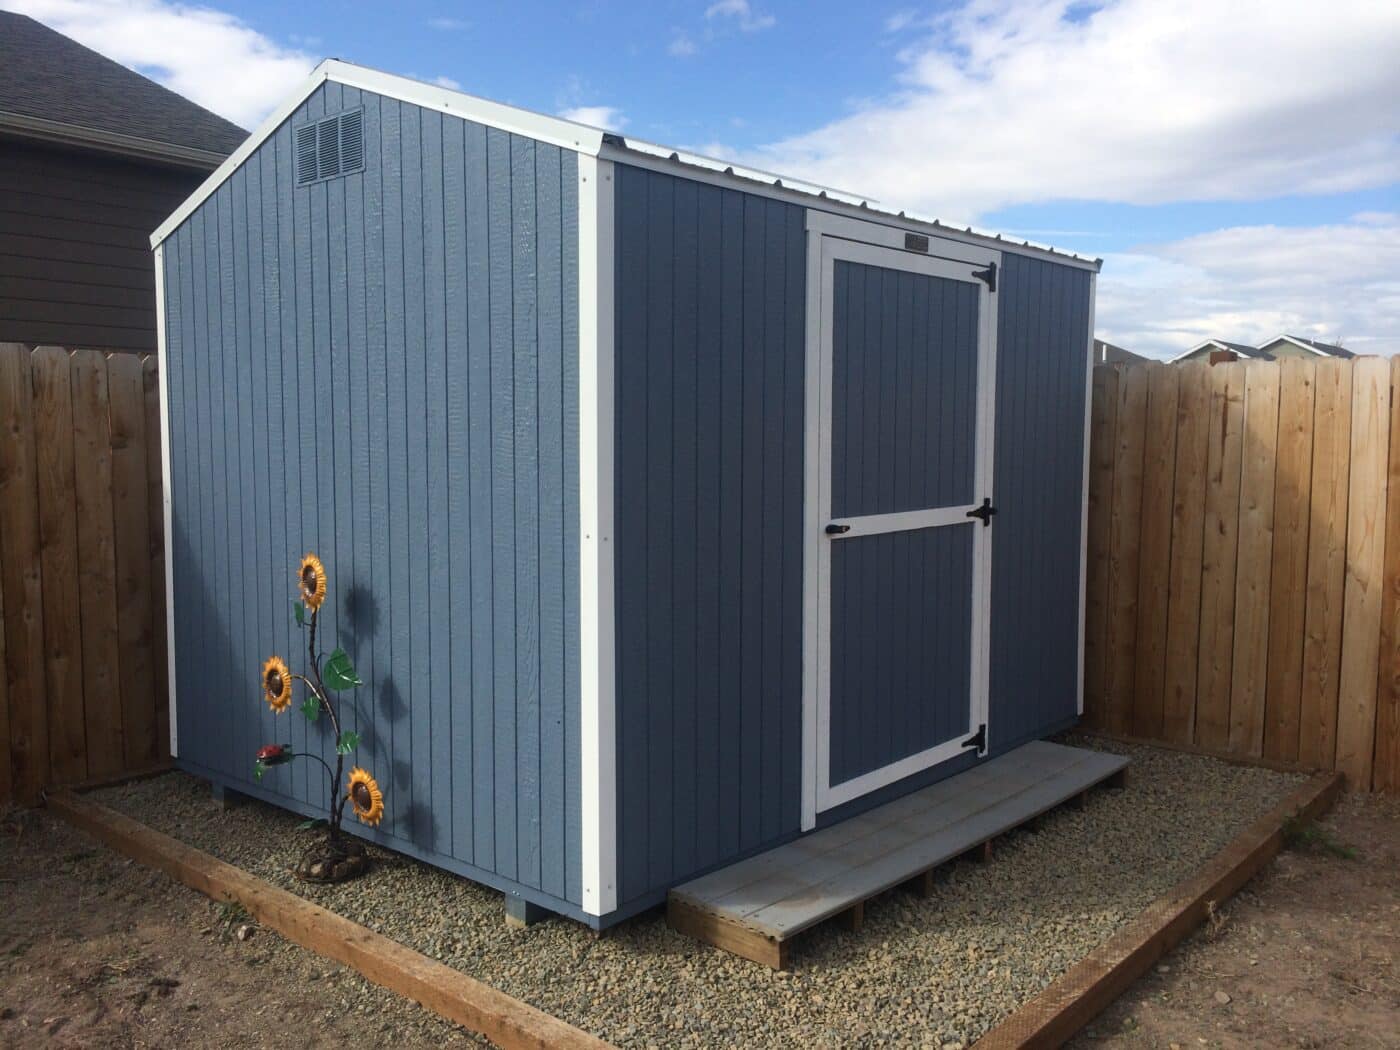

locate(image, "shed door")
[[805, 231, 998, 820]]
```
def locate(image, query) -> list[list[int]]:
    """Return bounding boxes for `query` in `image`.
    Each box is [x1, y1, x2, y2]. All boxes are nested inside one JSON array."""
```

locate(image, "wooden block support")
[[667, 897, 787, 970], [210, 782, 246, 811], [838, 901, 864, 932], [46, 790, 611, 1050], [504, 896, 550, 929], [903, 869, 936, 898], [973, 771, 1342, 1049]]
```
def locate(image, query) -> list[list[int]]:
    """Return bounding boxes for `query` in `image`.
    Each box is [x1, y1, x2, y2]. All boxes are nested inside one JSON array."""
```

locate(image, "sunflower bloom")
[[346, 767, 384, 826], [298, 553, 327, 611], [262, 656, 293, 713]]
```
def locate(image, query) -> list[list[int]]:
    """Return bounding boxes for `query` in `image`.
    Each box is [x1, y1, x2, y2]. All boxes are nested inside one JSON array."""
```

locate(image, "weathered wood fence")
[[0, 343, 168, 806], [1084, 356, 1400, 793]]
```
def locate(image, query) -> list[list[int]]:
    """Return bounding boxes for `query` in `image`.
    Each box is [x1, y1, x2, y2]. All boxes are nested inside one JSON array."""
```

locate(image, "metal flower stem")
[[306, 604, 348, 840]]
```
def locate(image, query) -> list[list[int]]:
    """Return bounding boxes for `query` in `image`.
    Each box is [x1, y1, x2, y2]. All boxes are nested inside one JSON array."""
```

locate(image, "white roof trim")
[[151, 59, 606, 248], [1168, 339, 1232, 362], [149, 58, 1098, 271], [1259, 334, 1339, 357]]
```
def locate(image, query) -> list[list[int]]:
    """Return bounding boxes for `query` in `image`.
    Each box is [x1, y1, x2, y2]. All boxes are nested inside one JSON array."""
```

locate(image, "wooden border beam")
[[973, 770, 1343, 1049], [46, 790, 612, 1050]]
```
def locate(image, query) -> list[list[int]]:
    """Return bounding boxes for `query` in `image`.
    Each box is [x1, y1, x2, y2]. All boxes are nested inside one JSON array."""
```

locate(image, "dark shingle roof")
[[0, 11, 247, 159], [1281, 335, 1355, 358]]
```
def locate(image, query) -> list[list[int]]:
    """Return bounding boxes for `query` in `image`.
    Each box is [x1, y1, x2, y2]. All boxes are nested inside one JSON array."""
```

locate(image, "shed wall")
[[0, 138, 205, 352], [612, 181, 1093, 910], [160, 81, 584, 911], [612, 163, 807, 909]]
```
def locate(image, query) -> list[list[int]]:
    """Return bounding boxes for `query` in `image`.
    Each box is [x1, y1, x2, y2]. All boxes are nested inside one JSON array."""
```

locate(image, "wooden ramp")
[[667, 741, 1129, 968]]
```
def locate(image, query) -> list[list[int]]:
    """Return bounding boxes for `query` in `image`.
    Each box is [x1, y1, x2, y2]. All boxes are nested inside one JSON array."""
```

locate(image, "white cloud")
[[427, 17, 469, 31], [1096, 214, 1400, 359], [432, 75, 461, 90], [669, 33, 698, 56], [558, 105, 628, 131], [705, 0, 776, 33], [2, 0, 315, 129], [749, 0, 1400, 221]]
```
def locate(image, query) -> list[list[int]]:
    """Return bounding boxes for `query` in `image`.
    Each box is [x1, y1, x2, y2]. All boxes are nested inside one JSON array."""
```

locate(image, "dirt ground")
[[1073, 791, 1400, 1050], [1, 788, 1396, 1049], [0, 804, 481, 1049]]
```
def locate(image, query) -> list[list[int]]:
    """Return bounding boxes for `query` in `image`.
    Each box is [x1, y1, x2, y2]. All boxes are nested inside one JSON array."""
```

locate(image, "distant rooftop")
[[0, 11, 247, 167]]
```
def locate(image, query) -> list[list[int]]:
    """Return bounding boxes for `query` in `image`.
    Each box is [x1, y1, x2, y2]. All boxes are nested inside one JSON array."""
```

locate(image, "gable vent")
[[294, 107, 365, 186]]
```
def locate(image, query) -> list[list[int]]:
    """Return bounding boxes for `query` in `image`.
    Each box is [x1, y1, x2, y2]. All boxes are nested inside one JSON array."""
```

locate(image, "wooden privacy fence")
[[1084, 356, 1400, 793], [0, 343, 168, 806]]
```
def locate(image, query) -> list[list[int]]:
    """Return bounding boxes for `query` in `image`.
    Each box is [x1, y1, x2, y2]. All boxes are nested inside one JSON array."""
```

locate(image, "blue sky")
[[7, 0, 1399, 357]]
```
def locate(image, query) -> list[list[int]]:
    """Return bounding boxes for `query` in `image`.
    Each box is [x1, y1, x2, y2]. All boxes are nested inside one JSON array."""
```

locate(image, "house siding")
[[0, 138, 204, 351], [611, 163, 807, 910], [160, 80, 584, 912]]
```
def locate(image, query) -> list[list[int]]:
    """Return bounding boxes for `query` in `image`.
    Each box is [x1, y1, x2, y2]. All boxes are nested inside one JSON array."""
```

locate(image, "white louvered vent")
[[294, 107, 365, 186]]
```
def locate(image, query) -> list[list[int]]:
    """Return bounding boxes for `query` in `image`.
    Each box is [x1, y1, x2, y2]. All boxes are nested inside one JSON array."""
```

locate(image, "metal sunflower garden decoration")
[[254, 552, 383, 883]]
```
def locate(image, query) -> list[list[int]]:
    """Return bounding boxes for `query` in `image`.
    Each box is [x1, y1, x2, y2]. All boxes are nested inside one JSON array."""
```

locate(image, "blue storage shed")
[[151, 60, 1100, 929]]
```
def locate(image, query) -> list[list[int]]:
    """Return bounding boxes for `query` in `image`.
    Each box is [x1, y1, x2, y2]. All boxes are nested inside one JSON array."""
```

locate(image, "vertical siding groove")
[[162, 84, 581, 909]]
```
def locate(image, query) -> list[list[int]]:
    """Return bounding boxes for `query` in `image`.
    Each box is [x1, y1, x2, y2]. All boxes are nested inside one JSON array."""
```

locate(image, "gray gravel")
[[91, 737, 1305, 1048]]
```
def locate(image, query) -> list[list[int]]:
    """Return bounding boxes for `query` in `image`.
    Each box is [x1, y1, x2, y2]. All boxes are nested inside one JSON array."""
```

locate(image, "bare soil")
[[1073, 791, 1400, 1050], [0, 804, 481, 1049]]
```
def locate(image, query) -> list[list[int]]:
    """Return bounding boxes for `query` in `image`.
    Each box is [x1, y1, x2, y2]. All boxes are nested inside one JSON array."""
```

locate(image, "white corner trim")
[[1078, 273, 1097, 716], [154, 244, 179, 757], [578, 155, 617, 917], [150, 59, 607, 250]]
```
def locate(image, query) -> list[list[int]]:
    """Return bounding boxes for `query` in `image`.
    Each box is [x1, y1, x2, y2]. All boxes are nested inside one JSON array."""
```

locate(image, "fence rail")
[[0, 342, 168, 806], [1085, 357, 1399, 793]]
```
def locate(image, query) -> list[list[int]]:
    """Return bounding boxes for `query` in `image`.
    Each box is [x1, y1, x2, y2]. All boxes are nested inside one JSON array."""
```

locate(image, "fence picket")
[[1374, 355, 1400, 793], [0, 344, 49, 803], [1335, 357, 1390, 787], [143, 356, 170, 761], [1083, 365, 1119, 729], [108, 353, 158, 768], [1161, 364, 1212, 743], [1228, 362, 1280, 756], [31, 346, 88, 783], [70, 349, 125, 777], [1131, 364, 1179, 738], [1195, 362, 1246, 750], [1105, 364, 1149, 735], [1299, 359, 1353, 771], [1263, 359, 1316, 763]]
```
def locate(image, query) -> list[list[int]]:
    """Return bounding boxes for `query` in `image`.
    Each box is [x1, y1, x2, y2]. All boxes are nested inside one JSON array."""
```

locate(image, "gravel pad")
[[92, 738, 1304, 1048]]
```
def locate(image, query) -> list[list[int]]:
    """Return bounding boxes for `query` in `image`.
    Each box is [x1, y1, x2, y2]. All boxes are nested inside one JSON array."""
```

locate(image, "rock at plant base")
[[294, 836, 370, 883]]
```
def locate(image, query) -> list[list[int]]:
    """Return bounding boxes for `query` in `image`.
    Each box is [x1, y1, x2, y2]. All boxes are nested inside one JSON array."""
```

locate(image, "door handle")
[[825, 523, 851, 535]]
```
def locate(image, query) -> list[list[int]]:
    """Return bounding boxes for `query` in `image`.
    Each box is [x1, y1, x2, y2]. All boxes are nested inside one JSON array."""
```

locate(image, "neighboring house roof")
[[149, 58, 1102, 272], [1169, 339, 1271, 363], [1094, 338, 1148, 365], [0, 11, 247, 169], [1258, 334, 1355, 358]]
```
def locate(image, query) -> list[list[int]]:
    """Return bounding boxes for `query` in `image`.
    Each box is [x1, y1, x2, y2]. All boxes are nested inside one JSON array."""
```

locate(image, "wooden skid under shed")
[[668, 741, 1130, 968]]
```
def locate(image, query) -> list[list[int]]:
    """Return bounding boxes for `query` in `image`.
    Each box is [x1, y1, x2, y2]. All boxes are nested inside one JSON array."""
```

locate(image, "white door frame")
[[800, 213, 1001, 830]]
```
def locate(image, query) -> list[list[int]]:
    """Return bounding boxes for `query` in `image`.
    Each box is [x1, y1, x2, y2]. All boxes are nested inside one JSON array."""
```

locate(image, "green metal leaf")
[[254, 760, 266, 783], [300, 695, 320, 722], [296, 817, 326, 831], [293, 600, 306, 627], [336, 730, 360, 756], [323, 648, 362, 691]]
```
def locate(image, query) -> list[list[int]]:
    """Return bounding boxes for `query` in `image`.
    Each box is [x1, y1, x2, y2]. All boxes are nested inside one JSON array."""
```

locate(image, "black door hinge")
[[973, 261, 997, 291], [963, 723, 987, 754], [966, 498, 996, 526]]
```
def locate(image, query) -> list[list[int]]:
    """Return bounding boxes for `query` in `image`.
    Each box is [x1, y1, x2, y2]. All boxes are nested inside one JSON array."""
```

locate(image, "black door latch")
[[825, 523, 851, 535], [966, 498, 996, 526]]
